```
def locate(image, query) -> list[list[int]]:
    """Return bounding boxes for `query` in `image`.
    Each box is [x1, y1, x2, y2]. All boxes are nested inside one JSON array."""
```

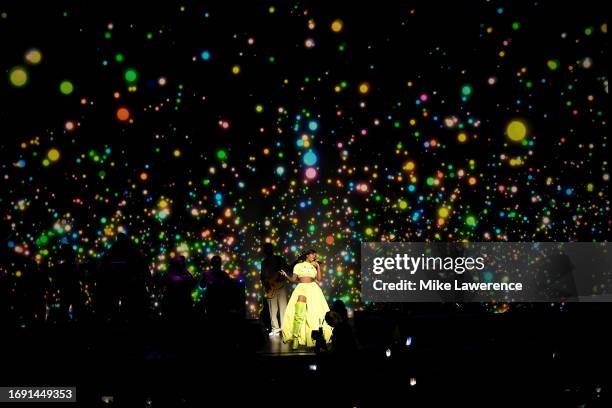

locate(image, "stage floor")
[[257, 331, 315, 356]]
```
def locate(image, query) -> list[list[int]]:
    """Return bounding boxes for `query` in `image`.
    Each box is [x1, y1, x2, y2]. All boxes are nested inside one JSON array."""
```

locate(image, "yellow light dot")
[[506, 120, 527, 142], [331, 19, 343, 33], [404, 161, 415, 171], [15, 271, 22, 278], [359, 82, 370, 94], [173, 149, 181, 157], [232, 65, 241, 75], [457, 132, 468, 143], [25, 49, 42, 65], [9, 67, 28, 87], [47, 148, 60, 162], [438, 207, 450, 218]]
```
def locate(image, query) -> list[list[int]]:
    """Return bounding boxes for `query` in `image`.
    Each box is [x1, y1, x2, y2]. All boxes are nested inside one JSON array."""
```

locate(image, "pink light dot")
[[305, 167, 317, 179], [419, 93, 428, 102]]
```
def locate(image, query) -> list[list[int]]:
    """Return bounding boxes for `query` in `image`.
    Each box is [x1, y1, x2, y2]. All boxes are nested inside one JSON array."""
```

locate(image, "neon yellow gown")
[[281, 261, 333, 347]]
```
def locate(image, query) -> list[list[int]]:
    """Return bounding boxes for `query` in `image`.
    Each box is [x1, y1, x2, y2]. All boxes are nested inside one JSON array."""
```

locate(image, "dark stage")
[[2, 306, 609, 407]]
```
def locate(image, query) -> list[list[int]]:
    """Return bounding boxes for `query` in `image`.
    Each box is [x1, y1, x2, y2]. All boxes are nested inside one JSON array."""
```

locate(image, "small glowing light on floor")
[[385, 348, 391, 358], [308, 364, 317, 371], [410, 378, 417, 386], [406, 336, 413, 346]]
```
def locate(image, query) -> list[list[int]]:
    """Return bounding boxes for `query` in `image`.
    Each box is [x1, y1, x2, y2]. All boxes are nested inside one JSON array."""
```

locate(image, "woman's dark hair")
[[297, 249, 317, 263], [289, 249, 318, 271]]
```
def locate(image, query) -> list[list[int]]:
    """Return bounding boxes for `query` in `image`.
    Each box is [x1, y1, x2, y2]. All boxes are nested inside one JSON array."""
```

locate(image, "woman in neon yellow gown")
[[280, 250, 333, 349]]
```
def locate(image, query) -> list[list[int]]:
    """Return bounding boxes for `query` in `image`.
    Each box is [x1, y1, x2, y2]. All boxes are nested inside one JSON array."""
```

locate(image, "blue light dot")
[[303, 150, 318, 166]]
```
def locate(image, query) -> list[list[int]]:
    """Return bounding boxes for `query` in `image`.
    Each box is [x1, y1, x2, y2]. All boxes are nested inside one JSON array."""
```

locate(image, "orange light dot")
[[116, 107, 130, 121]]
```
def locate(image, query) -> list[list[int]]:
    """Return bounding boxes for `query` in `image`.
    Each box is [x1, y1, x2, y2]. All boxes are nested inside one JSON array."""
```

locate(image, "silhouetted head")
[[116, 233, 128, 243], [211, 255, 222, 270], [262, 243, 274, 257], [325, 311, 342, 328], [550, 253, 574, 274], [332, 299, 348, 321], [168, 256, 186, 274]]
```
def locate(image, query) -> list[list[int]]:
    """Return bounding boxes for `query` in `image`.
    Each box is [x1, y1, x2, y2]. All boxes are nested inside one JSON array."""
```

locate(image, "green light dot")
[[426, 177, 435, 186], [216, 149, 228, 160], [124, 68, 138, 83], [461, 84, 473, 96], [512, 22, 521, 30], [466, 215, 477, 227], [115, 53, 124, 63], [59, 80, 74, 95], [547, 59, 559, 71]]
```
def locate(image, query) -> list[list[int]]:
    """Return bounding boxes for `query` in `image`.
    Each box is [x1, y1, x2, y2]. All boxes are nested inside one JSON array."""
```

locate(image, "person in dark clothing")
[[325, 310, 356, 355], [53, 244, 81, 323], [9, 253, 47, 326], [162, 255, 195, 322], [260, 243, 289, 335], [331, 299, 349, 322], [205, 255, 245, 318], [98, 233, 150, 323]]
